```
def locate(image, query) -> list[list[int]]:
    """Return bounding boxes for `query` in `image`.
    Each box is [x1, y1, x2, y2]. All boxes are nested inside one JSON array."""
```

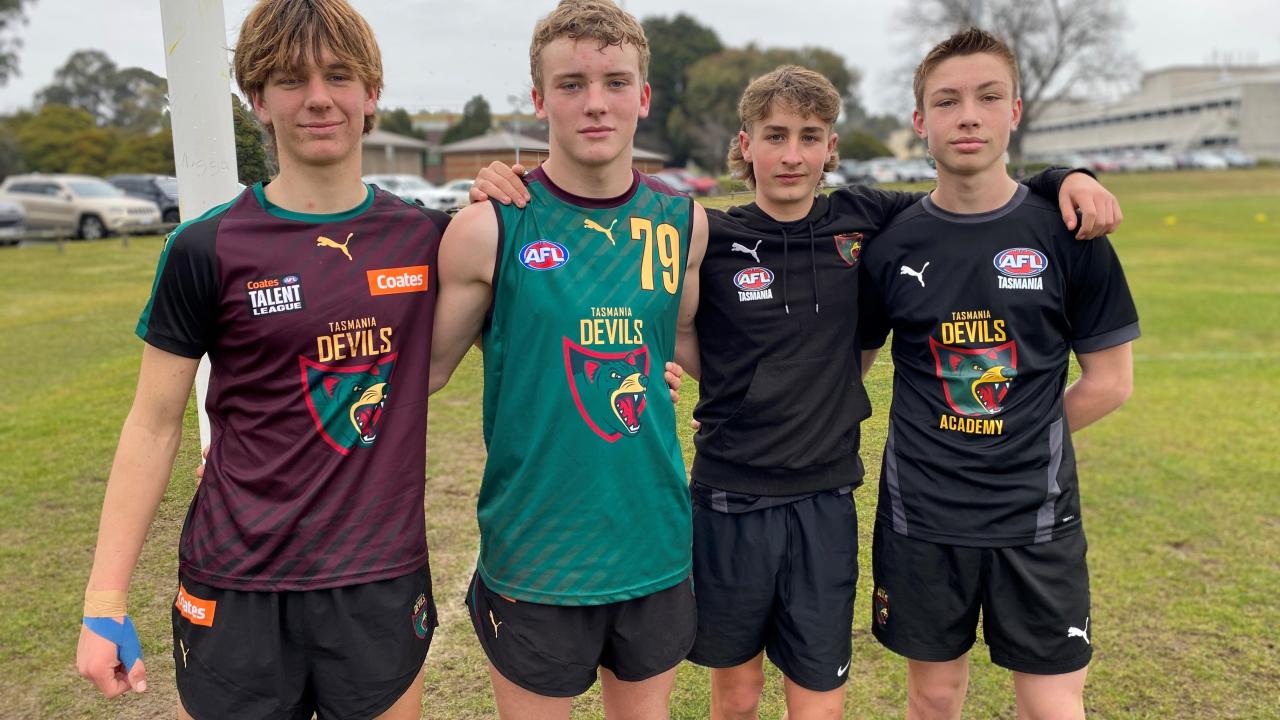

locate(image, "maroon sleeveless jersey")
[[137, 183, 448, 591]]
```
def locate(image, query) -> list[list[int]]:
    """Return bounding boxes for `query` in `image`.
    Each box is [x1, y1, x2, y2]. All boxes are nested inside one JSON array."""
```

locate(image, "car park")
[[108, 174, 182, 224], [0, 174, 162, 239], [661, 168, 720, 196], [652, 171, 696, 195], [362, 174, 463, 211], [1218, 149, 1256, 168]]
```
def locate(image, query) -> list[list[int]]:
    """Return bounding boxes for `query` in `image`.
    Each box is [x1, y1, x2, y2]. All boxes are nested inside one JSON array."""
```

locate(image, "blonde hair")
[[727, 65, 841, 190], [912, 27, 1019, 111], [529, 0, 650, 92], [233, 0, 383, 136]]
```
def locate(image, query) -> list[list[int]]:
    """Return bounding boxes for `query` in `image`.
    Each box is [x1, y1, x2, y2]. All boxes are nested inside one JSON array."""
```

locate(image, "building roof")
[[441, 130, 667, 161], [365, 129, 433, 150]]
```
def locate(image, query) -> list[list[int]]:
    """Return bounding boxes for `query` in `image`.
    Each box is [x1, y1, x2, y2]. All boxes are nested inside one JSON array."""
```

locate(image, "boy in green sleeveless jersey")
[[429, 1, 709, 717]]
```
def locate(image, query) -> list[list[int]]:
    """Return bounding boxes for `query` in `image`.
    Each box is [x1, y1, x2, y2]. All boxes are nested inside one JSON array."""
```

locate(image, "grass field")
[[1, 169, 1277, 719]]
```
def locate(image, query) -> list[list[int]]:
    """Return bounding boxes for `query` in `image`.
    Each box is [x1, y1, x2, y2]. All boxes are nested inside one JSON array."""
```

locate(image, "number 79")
[[629, 218, 681, 295]]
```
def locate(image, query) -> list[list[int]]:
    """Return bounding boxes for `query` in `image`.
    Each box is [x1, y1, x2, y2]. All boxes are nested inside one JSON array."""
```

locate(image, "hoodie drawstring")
[[808, 223, 820, 314], [782, 228, 791, 315]]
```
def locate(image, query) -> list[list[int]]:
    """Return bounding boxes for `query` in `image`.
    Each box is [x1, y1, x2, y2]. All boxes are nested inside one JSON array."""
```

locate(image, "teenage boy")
[[472, 64, 1121, 719], [427, 2, 708, 718], [859, 28, 1138, 720], [74, 1, 449, 717]]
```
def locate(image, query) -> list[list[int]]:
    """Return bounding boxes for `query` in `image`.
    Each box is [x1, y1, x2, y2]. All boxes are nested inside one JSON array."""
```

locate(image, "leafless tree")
[[897, 0, 1137, 160]]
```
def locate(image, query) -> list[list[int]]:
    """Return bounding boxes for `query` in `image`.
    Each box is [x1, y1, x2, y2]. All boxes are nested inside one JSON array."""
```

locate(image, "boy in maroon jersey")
[[74, 1, 448, 718]]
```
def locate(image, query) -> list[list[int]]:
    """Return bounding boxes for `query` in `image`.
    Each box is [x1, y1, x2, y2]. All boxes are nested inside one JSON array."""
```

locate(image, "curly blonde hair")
[[529, 0, 650, 92], [233, 0, 383, 137], [727, 65, 840, 190]]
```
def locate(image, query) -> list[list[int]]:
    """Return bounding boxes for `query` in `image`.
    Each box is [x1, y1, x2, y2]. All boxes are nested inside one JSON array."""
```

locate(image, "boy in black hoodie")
[[469, 65, 1120, 719]]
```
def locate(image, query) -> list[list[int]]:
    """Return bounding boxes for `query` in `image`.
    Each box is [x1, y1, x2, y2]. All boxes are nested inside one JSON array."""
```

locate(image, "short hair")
[[912, 26, 1019, 111], [233, 0, 383, 136], [529, 0, 650, 93], [726, 65, 841, 190]]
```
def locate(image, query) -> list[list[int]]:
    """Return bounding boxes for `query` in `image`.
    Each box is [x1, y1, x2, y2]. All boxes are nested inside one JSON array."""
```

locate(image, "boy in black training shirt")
[[860, 28, 1139, 720]]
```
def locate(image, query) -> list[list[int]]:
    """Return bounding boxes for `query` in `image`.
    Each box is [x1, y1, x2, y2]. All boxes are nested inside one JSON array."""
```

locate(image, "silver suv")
[[0, 174, 162, 239]]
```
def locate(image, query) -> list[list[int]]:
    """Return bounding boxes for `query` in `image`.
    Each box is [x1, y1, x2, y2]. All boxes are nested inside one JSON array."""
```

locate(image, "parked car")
[[1217, 149, 1256, 168], [837, 160, 877, 186], [1176, 151, 1229, 170], [108, 174, 181, 223], [0, 199, 25, 245], [896, 159, 938, 182], [651, 171, 696, 195], [823, 170, 848, 187], [0, 174, 161, 239], [442, 178, 475, 206], [864, 158, 904, 184], [661, 168, 720, 196], [362, 174, 462, 211]]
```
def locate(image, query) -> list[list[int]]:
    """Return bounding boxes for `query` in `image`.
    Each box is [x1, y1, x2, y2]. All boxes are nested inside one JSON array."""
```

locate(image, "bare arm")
[[1064, 342, 1133, 432], [78, 344, 199, 696], [429, 202, 499, 394], [860, 348, 880, 380], [675, 203, 708, 382]]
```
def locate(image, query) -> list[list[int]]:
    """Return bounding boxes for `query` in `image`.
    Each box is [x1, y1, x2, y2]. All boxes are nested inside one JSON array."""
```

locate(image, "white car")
[[362, 174, 462, 212], [0, 174, 161, 239], [0, 199, 25, 244], [442, 179, 475, 205]]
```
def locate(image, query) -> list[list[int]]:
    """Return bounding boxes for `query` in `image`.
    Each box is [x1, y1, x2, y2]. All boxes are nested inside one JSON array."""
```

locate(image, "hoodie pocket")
[[718, 355, 871, 469]]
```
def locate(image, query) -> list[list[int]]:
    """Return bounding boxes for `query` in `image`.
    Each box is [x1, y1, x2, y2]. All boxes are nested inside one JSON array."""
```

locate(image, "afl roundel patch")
[[993, 248, 1048, 277], [520, 240, 570, 271], [734, 267, 775, 291]]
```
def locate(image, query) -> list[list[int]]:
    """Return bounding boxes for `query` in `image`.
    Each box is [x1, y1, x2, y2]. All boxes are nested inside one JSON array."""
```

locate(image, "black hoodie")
[[691, 170, 1073, 496]]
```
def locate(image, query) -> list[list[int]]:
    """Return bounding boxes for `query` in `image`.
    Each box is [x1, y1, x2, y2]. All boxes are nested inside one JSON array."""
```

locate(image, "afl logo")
[[282, 274, 299, 285], [734, 267, 775, 291], [520, 240, 570, 271], [993, 248, 1048, 277]]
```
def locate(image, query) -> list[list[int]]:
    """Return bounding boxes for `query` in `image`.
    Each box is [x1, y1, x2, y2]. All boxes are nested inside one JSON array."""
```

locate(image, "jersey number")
[[629, 218, 681, 295]]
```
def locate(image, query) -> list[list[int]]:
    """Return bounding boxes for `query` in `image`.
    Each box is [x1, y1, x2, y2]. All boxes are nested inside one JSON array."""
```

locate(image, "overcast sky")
[[2, 0, 1277, 118]]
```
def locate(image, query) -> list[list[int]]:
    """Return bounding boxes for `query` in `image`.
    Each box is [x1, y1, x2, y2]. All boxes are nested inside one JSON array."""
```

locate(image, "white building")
[[1022, 65, 1280, 159]]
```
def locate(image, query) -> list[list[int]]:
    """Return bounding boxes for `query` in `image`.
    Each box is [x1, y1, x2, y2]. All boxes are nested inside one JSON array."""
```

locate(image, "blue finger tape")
[[83, 615, 143, 671]]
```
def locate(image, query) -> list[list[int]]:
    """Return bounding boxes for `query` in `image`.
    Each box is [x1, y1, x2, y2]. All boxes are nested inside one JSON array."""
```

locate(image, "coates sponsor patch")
[[733, 267, 775, 291], [520, 240, 570, 270], [175, 584, 216, 627], [246, 273, 304, 317], [993, 248, 1048, 277], [367, 265, 429, 296]]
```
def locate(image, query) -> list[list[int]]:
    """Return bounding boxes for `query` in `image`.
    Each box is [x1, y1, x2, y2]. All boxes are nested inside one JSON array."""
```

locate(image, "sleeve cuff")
[[136, 326, 206, 359], [1073, 322, 1140, 354]]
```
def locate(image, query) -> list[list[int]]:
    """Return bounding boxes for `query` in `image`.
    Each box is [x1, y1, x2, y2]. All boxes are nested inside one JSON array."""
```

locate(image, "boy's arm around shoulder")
[[675, 202, 709, 382], [430, 201, 499, 394]]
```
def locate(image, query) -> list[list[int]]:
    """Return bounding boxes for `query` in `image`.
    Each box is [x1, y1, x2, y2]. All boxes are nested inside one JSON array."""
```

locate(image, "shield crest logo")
[[562, 338, 650, 443], [834, 232, 864, 267], [928, 339, 1018, 416], [299, 354, 396, 454]]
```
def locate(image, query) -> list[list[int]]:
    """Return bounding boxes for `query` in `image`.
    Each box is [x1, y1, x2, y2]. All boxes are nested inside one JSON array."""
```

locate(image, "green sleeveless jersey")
[[478, 168, 693, 605]]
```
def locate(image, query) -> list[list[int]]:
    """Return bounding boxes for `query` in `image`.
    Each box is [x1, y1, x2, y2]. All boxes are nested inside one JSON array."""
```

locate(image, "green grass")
[[1, 169, 1277, 718]]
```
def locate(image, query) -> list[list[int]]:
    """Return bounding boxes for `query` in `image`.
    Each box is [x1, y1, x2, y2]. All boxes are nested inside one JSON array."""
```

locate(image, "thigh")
[[603, 577, 697, 682], [1012, 666, 1088, 720], [488, 661, 574, 720], [870, 520, 982, 662], [467, 571, 604, 697], [770, 490, 860, 692], [172, 575, 310, 720], [688, 501, 783, 668], [983, 532, 1092, 675], [309, 565, 435, 720], [600, 665, 679, 720]]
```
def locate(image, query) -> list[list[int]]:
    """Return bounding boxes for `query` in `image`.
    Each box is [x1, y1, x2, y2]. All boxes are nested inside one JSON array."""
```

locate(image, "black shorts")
[[871, 520, 1092, 675], [172, 565, 436, 720], [687, 487, 859, 692], [466, 571, 696, 698]]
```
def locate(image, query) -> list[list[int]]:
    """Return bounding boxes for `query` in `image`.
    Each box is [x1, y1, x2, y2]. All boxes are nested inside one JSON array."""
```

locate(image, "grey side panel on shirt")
[[885, 425, 909, 535], [1036, 418, 1066, 543]]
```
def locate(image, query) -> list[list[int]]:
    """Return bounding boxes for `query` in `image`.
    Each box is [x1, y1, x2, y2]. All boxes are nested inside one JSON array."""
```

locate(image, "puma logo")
[[488, 610, 503, 638], [584, 218, 617, 245], [316, 232, 355, 261], [179, 639, 190, 669], [1067, 617, 1090, 645], [731, 239, 762, 263], [900, 261, 930, 287]]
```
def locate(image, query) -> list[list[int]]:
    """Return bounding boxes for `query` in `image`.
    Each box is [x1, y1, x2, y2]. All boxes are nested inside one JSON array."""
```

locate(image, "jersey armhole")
[[482, 201, 505, 333]]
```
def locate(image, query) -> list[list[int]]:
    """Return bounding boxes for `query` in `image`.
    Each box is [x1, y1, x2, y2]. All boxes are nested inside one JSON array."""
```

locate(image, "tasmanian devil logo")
[[928, 339, 1017, 416], [299, 354, 396, 454], [563, 338, 650, 442], [834, 232, 864, 267]]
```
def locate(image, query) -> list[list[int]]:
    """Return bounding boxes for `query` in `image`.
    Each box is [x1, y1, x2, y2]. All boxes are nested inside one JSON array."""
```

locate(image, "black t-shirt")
[[138, 183, 450, 590], [860, 185, 1139, 546]]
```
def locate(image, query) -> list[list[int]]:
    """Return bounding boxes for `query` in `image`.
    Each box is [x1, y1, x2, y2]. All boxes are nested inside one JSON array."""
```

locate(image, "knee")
[[907, 677, 966, 720], [713, 670, 766, 718]]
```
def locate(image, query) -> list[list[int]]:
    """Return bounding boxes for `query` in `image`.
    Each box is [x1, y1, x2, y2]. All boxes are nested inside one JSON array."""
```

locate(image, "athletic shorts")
[[466, 571, 696, 698], [172, 565, 436, 720], [687, 486, 859, 692], [871, 519, 1092, 675]]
